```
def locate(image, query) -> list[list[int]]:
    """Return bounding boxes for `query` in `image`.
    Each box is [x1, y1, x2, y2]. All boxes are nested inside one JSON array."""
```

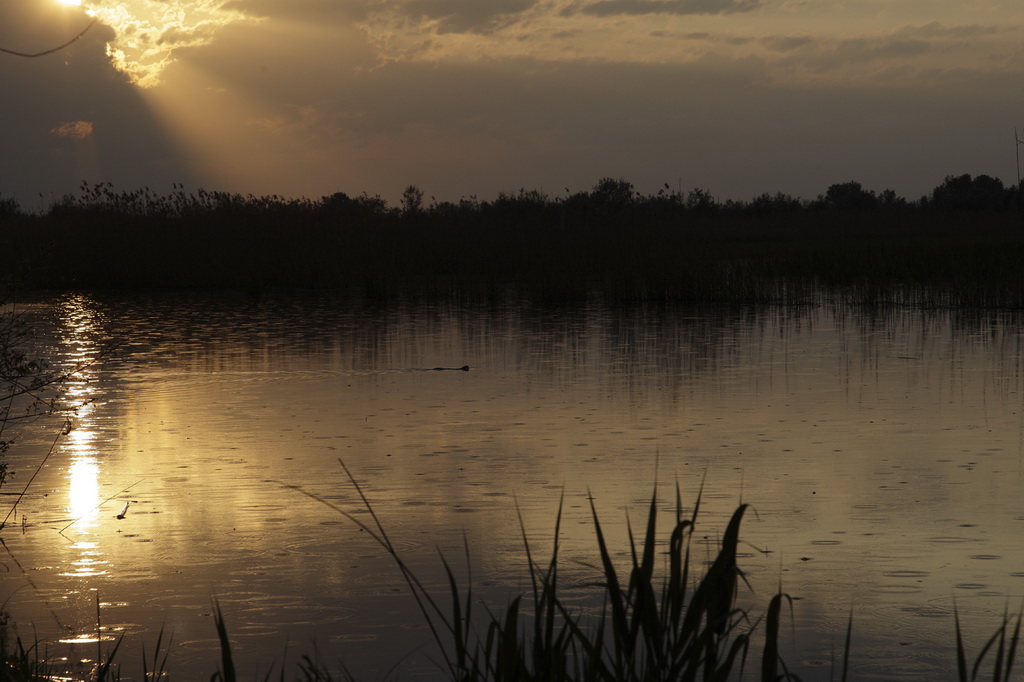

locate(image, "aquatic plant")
[[3, 176, 1024, 305], [289, 462, 768, 681], [955, 604, 1021, 682]]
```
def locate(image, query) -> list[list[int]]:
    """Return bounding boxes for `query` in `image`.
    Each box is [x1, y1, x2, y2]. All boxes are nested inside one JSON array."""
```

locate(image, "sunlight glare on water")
[[3, 292, 1024, 680]]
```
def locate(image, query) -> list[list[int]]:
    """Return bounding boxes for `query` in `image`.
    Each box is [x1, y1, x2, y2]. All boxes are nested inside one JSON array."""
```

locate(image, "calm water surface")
[[3, 292, 1024, 680]]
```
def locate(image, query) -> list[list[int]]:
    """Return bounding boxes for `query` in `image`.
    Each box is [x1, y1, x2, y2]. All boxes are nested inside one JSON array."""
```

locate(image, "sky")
[[2, 0, 1024, 208]]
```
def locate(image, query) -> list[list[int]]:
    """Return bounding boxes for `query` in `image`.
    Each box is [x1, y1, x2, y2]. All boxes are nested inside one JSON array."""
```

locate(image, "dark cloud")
[[51, 121, 94, 140], [577, 0, 760, 17], [0, 1, 113, 55], [222, 0, 547, 32], [787, 36, 934, 71], [843, 38, 931, 61], [54, 1, 1012, 206], [2, 0, 1020, 210], [401, 0, 539, 33], [333, 55, 770, 137], [165, 17, 379, 99], [340, 58, 1019, 203], [761, 35, 814, 52], [0, 3, 199, 206], [153, 17, 1024, 205], [762, 23, 1003, 69], [223, 0, 540, 33], [897, 22, 1000, 40]]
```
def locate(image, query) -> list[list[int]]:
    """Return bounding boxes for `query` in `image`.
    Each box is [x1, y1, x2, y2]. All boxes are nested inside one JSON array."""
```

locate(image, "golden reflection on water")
[[9, 294, 1024, 680], [62, 540, 107, 578], [56, 295, 108, 582], [67, 456, 100, 525]]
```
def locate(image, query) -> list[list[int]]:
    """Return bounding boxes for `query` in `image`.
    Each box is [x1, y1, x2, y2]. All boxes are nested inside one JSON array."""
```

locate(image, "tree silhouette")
[[930, 174, 1010, 211], [401, 185, 424, 215], [591, 177, 637, 206], [817, 181, 878, 210], [0, 17, 97, 57]]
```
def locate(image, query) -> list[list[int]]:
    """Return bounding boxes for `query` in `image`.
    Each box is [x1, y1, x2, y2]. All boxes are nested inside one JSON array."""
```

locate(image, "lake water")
[[3, 292, 1024, 680]]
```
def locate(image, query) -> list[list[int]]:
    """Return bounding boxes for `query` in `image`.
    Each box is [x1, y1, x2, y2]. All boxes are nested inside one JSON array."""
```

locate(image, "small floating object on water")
[[431, 365, 470, 371], [116, 501, 131, 519]]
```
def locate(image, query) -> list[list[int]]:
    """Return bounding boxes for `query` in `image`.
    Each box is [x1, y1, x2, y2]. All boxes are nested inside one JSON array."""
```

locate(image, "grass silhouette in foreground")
[[2, 460, 1020, 681]]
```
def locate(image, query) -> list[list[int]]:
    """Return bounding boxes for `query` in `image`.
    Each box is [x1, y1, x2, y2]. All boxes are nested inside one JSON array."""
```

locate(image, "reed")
[[3, 180, 1024, 306], [955, 604, 1021, 682], [280, 462, 780, 682]]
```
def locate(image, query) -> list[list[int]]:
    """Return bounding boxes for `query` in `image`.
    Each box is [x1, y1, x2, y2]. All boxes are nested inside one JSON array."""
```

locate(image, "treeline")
[[0, 174, 1022, 305], [1, 173, 1021, 219]]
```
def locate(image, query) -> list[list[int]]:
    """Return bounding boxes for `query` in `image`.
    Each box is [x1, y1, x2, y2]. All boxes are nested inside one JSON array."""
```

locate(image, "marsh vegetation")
[[0, 174, 1021, 305], [2, 172, 1024, 680]]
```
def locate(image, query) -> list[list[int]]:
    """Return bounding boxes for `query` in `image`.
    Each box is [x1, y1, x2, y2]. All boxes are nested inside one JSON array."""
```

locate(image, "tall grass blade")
[[972, 618, 1008, 681], [586, 489, 630, 673], [1003, 610, 1022, 682], [840, 610, 853, 682], [277, 460, 463, 677], [955, 604, 969, 682], [141, 624, 171, 681], [92, 630, 123, 682], [212, 599, 236, 682], [761, 593, 783, 682], [630, 486, 662, 673]]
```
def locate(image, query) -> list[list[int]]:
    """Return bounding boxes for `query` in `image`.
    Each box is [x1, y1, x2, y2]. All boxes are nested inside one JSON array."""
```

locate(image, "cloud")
[[762, 34, 932, 64], [894, 22, 1001, 40], [756, 22, 1015, 78], [122, 3, 1024, 208], [51, 121, 94, 140], [223, 0, 539, 35], [220, 0, 372, 23], [760, 35, 814, 52], [163, 16, 380, 98], [834, 38, 931, 62], [0, 2, 199, 205], [83, 0, 249, 86], [400, 0, 540, 33], [4, 0, 1024, 213], [152, 10, 1024, 205], [576, 0, 760, 17], [157, 22, 222, 48]]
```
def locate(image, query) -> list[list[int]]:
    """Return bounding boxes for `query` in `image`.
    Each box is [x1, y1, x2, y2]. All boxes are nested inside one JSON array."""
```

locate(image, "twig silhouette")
[[0, 416, 68, 530], [58, 478, 145, 534], [0, 17, 98, 58]]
